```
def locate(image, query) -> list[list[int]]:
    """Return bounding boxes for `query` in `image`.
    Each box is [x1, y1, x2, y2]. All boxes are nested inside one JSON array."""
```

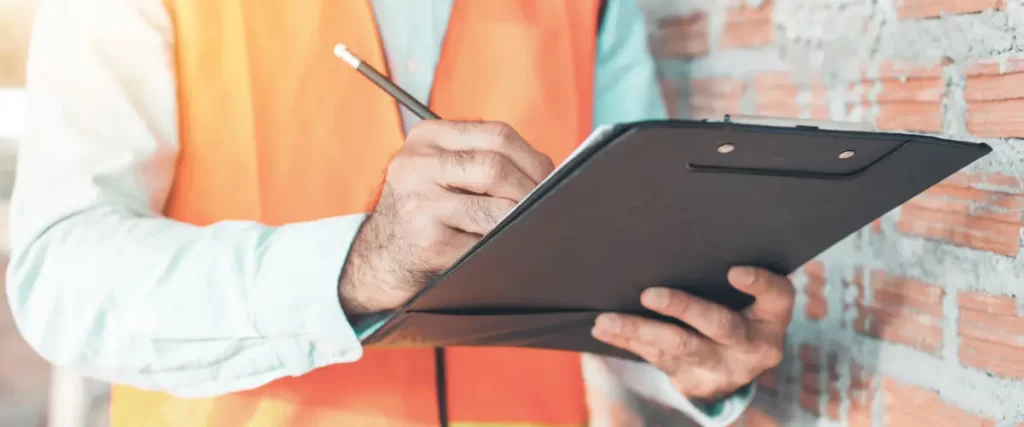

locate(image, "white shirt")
[[5, 0, 750, 425]]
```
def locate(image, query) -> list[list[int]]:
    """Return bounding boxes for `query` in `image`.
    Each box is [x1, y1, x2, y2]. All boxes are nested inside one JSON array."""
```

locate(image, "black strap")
[[598, 0, 609, 33], [435, 347, 449, 427]]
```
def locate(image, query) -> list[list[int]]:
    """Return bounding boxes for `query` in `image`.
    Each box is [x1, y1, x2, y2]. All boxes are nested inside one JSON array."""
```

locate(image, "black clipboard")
[[361, 117, 991, 359]]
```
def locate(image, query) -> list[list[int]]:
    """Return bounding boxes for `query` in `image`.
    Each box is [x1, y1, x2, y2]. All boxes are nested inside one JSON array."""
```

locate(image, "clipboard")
[[361, 116, 992, 359]]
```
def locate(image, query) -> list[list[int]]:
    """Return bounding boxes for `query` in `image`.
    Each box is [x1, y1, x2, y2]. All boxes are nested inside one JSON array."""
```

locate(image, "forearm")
[[6, 205, 367, 397]]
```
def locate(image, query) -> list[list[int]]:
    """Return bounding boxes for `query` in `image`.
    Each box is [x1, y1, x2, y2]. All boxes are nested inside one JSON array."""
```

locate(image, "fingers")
[[728, 266, 796, 323], [433, 193, 516, 236], [410, 120, 556, 183], [640, 287, 750, 346], [591, 313, 718, 374], [432, 150, 537, 202]]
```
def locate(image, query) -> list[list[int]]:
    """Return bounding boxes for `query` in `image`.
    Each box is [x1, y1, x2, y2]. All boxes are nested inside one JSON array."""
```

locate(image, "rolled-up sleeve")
[[5, 0, 366, 398]]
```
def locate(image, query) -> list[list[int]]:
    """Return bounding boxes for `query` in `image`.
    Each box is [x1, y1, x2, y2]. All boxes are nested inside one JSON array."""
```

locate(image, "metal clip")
[[721, 114, 876, 132]]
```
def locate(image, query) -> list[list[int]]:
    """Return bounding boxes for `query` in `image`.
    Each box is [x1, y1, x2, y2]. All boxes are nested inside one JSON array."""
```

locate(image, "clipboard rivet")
[[717, 143, 736, 154], [839, 150, 856, 159]]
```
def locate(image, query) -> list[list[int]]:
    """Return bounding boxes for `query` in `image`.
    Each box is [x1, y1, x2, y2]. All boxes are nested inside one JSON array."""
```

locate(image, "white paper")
[[497, 124, 616, 224]]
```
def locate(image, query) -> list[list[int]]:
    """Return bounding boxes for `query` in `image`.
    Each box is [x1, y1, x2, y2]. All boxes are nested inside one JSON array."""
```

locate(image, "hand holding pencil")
[[332, 44, 556, 319]]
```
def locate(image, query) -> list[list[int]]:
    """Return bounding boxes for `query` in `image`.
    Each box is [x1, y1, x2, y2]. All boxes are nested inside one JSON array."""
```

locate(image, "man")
[[7, 0, 795, 426]]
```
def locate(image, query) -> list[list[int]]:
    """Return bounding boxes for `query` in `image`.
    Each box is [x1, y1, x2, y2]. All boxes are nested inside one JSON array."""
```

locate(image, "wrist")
[[337, 255, 375, 324]]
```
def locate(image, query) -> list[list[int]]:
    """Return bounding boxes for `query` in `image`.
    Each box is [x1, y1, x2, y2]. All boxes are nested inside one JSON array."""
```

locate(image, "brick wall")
[[634, 0, 1024, 424]]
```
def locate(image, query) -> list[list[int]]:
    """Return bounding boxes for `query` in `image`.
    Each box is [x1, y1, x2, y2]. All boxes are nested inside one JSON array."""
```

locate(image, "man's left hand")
[[591, 266, 795, 402]]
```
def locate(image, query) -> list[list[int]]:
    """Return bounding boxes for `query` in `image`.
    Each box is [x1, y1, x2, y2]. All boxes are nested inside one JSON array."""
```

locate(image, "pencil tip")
[[333, 44, 360, 68]]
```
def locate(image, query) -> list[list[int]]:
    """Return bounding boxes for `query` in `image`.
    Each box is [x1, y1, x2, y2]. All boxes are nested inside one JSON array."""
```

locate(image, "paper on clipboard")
[[497, 124, 616, 224]]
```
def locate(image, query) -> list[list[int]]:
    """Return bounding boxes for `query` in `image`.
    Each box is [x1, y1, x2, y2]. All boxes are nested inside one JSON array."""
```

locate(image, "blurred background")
[[2, 0, 1024, 426]]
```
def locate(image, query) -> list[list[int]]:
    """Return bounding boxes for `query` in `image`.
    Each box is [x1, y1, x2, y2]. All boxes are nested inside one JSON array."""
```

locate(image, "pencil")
[[333, 44, 442, 121]]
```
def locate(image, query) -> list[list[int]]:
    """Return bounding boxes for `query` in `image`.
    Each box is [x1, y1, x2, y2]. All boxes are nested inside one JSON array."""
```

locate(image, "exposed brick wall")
[[638, 0, 1024, 424]]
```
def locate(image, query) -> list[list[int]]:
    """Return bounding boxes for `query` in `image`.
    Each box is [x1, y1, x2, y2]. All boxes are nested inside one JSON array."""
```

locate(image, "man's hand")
[[591, 266, 795, 401], [338, 120, 555, 320]]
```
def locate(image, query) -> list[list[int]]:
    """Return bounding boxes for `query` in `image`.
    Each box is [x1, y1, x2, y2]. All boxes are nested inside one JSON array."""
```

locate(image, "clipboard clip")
[[721, 114, 877, 133]]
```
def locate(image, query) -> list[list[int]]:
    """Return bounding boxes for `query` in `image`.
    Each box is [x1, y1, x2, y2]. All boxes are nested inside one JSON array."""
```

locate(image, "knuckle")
[[469, 199, 498, 228], [670, 331, 700, 357], [487, 121, 515, 140], [477, 152, 508, 183], [711, 312, 738, 337], [542, 154, 556, 172], [451, 150, 475, 172], [686, 375, 722, 399]]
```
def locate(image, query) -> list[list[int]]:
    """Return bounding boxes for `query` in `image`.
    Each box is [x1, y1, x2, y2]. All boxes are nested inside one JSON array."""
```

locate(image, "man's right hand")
[[338, 120, 556, 320]]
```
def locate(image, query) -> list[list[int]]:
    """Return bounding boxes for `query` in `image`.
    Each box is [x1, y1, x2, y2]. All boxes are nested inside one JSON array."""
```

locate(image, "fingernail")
[[595, 314, 622, 333], [731, 266, 756, 286], [643, 288, 670, 310]]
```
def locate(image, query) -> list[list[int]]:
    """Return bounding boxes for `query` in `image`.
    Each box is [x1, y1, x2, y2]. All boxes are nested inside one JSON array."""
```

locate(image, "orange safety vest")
[[110, 0, 604, 426]]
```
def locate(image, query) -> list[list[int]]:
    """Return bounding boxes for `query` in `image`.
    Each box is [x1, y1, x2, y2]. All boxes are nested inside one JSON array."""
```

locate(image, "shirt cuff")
[[249, 213, 369, 376], [598, 356, 756, 426], [690, 383, 756, 425]]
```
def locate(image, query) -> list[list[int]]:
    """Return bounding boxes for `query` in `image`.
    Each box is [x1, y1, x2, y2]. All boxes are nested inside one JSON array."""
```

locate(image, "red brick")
[[881, 378, 998, 426], [800, 343, 821, 366], [825, 352, 842, 421], [800, 369, 821, 393], [872, 61, 945, 80], [959, 291, 1019, 315], [752, 71, 829, 119], [965, 99, 1024, 138], [798, 344, 822, 415], [897, 179, 1024, 256], [799, 390, 821, 415], [849, 271, 945, 355], [652, 14, 709, 57], [964, 55, 1024, 77], [958, 306, 1024, 346], [721, 0, 774, 49], [847, 62, 944, 132], [688, 78, 746, 120], [855, 306, 945, 355], [958, 292, 1024, 379], [659, 80, 680, 119], [940, 172, 1024, 194], [897, 0, 1005, 20], [874, 102, 944, 132], [861, 270, 946, 318], [965, 55, 1024, 137], [965, 69, 1024, 102], [875, 78, 945, 103], [804, 260, 828, 321]]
